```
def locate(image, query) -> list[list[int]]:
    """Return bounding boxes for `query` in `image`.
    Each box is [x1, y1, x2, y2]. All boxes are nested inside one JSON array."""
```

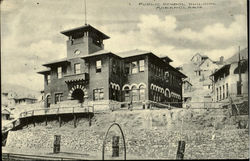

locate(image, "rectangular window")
[[99, 89, 104, 100], [139, 60, 145, 72], [57, 67, 62, 79], [165, 71, 169, 82], [216, 88, 218, 101], [226, 83, 229, 98], [131, 61, 138, 74], [74, 63, 81, 74], [93, 88, 104, 100], [139, 87, 145, 100], [55, 93, 63, 104], [96, 60, 102, 73], [47, 74, 51, 84], [124, 90, 130, 102], [132, 87, 138, 101], [94, 90, 99, 100], [223, 85, 225, 100], [219, 86, 222, 100]]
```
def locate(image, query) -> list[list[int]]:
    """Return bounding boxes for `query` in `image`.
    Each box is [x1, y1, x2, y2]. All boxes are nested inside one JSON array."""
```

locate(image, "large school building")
[[38, 25, 186, 108]]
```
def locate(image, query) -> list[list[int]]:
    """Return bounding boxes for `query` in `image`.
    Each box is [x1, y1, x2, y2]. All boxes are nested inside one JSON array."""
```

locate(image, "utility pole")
[[237, 46, 242, 96], [84, 0, 87, 25]]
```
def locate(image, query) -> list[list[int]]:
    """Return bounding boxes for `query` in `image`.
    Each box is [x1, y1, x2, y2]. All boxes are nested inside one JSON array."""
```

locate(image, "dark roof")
[[14, 97, 37, 100], [81, 49, 186, 78], [234, 59, 248, 74], [210, 64, 231, 76], [116, 49, 151, 58], [169, 65, 187, 78], [61, 24, 110, 40], [81, 50, 115, 59], [159, 56, 173, 62], [42, 58, 69, 67], [81, 49, 151, 59], [198, 58, 214, 67], [37, 68, 51, 74]]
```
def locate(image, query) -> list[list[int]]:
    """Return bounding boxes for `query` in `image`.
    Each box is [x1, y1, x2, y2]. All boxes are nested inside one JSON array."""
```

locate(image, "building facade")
[[14, 98, 37, 105], [1, 91, 18, 109], [38, 25, 186, 108], [211, 56, 248, 102]]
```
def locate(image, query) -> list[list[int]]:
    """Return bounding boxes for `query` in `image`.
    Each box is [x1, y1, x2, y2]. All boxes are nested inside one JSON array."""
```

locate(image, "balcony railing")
[[19, 105, 94, 118], [64, 73, 89, 83]]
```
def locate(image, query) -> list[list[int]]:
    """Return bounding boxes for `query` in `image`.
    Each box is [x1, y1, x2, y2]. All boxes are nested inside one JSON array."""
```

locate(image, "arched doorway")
[[72, 89, 84, 103]]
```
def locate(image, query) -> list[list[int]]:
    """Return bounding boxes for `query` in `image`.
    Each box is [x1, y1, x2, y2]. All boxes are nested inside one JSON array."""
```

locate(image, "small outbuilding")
[[2, 109, 11, 120]]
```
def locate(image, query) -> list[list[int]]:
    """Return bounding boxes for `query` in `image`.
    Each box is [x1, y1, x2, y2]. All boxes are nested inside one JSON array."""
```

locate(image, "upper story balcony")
[[64, 72, 89, 83]]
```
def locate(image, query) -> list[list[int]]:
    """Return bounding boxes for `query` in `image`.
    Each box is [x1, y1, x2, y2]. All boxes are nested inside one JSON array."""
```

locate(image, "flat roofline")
[[14, 97, 37, 100], [81, 51, 116, 59], [60, 24, 110, 39], [37, 69, 51, 74], [42, 58, 69, 67], [159, 56, 173, 62]]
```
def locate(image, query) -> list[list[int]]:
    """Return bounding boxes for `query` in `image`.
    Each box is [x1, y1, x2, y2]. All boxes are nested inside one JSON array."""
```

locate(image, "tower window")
[[57, 67, 62, 79], [74, 63, 81, 74], [131, 61, 138, 74], [96, 60, 102, 73], [139, 60, 145, 72], [93, 38, 102, 47], [47, 74, 51, 84]]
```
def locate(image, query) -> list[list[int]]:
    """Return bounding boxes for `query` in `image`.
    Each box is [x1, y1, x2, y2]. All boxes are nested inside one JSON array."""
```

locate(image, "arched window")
[[166, 90, 170, 98], [124, 87, 130, 102], [139, 85, 145, 100], [46, 95, 51, 108], [131, 86, 138, 102]]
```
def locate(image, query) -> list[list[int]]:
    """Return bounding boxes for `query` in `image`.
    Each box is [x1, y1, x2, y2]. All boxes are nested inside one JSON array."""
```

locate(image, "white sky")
[[1, 0, 248, 91]]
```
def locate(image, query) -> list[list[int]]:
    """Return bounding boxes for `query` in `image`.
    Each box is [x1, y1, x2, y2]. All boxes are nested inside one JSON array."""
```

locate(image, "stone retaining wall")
[[6, 111, 249, 159]]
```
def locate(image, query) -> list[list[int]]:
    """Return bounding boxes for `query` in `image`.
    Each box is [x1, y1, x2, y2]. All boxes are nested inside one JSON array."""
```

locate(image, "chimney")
[[219, 56, 224, 64]]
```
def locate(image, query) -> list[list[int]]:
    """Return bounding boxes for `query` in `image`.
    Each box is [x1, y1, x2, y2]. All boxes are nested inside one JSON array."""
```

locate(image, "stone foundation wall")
[[6, 118, 249, 159]]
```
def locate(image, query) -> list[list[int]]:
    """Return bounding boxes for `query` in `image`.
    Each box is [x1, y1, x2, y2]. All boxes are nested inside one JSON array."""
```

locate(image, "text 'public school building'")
[[38, 25, 186, 109]]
